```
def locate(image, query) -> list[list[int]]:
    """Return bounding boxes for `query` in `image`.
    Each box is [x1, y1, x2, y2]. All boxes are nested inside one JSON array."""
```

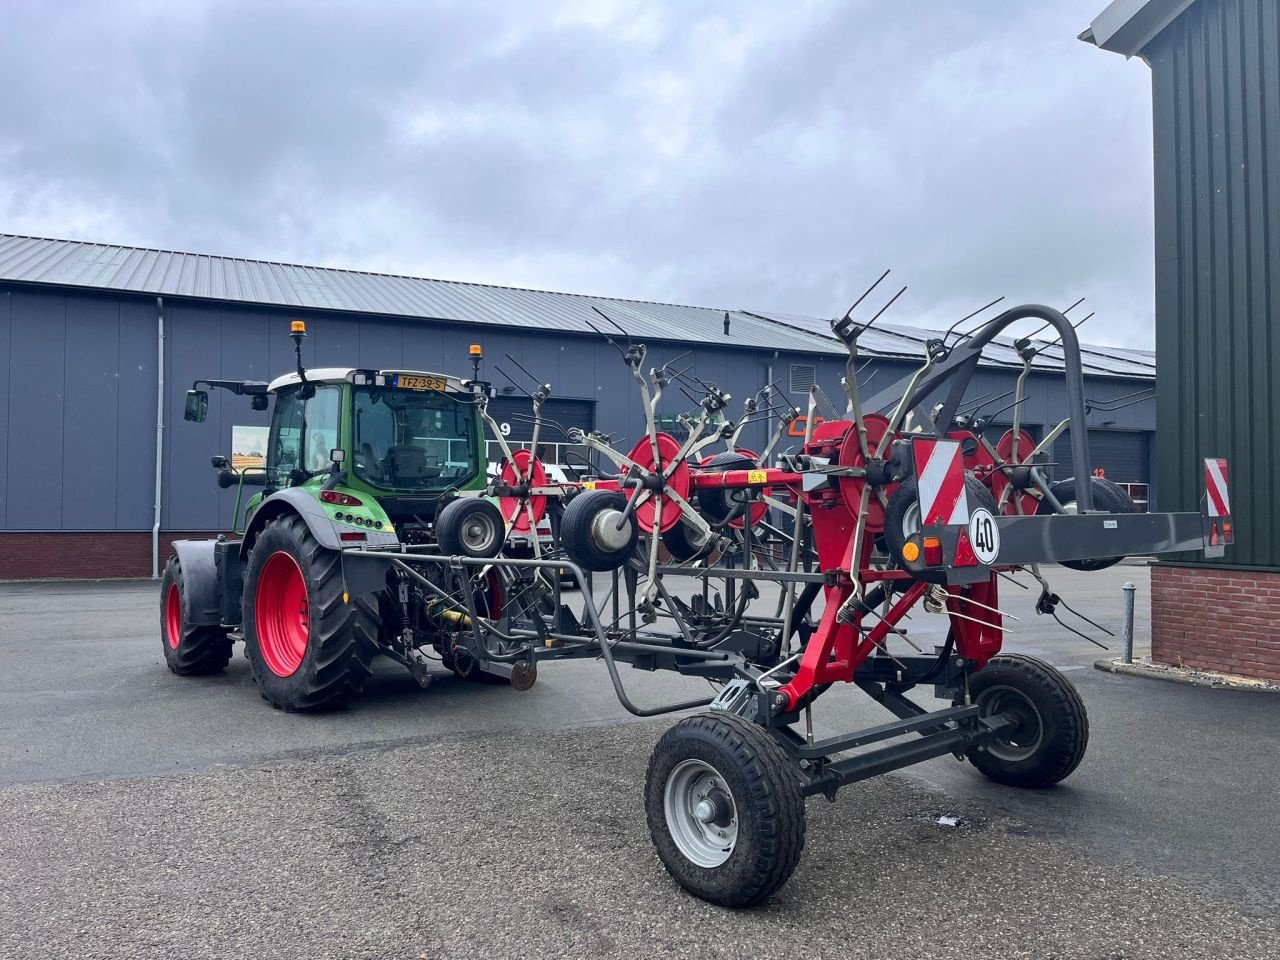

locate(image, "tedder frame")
[[165, 293, 1233, 907]]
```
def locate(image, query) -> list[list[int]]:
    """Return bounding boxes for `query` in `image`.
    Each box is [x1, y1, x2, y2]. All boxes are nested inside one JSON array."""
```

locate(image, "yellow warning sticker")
[[747, 470, 768, 484], [582, 481, 597, 489]]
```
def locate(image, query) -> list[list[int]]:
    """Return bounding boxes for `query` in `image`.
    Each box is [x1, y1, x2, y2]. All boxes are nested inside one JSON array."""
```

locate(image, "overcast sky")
[[0, 1, 1157, 346]]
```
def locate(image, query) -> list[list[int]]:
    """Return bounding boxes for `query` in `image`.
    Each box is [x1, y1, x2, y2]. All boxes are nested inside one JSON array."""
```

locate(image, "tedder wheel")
[[645, 713, 805, 907], [1036, 477, 1136, 571], [965, 653, 1089, 788], [436, 498, 505, 559], [561, 489, 639, 571], [242, 514, 377, 711], [160, 557, 233, 675], [882, 475, 997, 569], [662, 518, 714, 562]]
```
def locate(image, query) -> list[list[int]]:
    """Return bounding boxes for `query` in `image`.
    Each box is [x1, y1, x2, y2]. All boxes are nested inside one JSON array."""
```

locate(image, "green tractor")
[[161, 320, 518, 710]]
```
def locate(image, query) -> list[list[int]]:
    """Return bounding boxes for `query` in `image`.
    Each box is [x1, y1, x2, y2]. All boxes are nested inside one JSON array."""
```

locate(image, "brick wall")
[[1151, 564, 1280, 682], [0, 532, 224, 580]]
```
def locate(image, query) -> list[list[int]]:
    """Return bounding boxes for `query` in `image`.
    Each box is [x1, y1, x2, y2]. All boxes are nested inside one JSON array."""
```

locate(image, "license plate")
[[395, 374, 448, 391]]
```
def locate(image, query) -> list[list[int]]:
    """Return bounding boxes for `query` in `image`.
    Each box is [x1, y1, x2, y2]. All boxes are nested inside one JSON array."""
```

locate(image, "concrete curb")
[[1094, 657, 1280, 693]]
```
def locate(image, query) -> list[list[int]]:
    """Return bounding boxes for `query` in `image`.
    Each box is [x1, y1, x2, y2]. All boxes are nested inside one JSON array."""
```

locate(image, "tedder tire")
[[160, 557, 233, 675], [561, 489, 639, 572], [965, 653, 1089, 788], [1037, 477, 1136, 571], [883, 475, 997, 569], [645, 713, 805, 907], [662, 518, 714, 562], [242, 514, 377, 711], [436, 498, 505, 559]]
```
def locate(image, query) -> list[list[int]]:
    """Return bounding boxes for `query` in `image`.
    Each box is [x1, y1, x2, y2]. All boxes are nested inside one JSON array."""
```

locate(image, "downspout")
[[153, 296, 165, 578]]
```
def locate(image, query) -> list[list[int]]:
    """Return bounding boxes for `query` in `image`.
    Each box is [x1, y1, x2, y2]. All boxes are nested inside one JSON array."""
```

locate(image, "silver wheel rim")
[[462, 514, 498, 554], [664, 759, 738, 867], [977, 684, 1044, 761], [902, 500, 921, 539], [590, 508, 633, 552]]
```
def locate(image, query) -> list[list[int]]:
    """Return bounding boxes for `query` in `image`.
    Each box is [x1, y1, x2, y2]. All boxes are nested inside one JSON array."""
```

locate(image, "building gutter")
[[153, 296, 165, 578]]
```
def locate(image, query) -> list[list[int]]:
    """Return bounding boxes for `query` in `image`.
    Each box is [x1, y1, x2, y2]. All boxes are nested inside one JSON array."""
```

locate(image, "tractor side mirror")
[[330, 448, 346, 465], [210, 455, 230, 470], [184, 389, 209, 423]]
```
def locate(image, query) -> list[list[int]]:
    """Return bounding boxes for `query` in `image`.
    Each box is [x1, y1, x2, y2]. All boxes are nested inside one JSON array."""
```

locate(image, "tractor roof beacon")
[[163, 304, 1235, 909]]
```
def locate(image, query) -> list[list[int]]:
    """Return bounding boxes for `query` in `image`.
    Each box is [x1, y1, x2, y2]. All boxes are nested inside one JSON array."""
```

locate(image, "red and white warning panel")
[[912, 438, 970, 527], [1203, 457, 1233, 549]]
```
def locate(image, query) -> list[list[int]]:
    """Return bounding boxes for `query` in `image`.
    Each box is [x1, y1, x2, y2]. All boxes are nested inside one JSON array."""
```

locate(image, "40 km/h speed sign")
[[968, 507, 1000, 565]]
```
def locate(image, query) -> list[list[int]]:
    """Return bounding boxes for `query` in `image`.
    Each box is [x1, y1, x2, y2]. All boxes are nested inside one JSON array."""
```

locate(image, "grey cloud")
[[0, 0, 1156, 346]]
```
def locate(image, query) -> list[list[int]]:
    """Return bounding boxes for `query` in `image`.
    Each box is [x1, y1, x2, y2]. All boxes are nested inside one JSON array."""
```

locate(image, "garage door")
[[485, 397, 595, 466], [1052, 429, 1151, 508]]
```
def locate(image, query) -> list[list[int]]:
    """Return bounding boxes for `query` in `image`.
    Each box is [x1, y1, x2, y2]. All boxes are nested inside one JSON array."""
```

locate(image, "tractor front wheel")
[[644, 713, 806, 907], [160, 557, 232, 675], [242, 514, 377, 711], [965, 653, 1089, 788]]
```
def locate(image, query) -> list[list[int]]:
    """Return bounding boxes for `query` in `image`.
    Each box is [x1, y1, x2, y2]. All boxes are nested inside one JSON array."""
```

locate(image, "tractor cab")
[[183, 324, 489, 545]]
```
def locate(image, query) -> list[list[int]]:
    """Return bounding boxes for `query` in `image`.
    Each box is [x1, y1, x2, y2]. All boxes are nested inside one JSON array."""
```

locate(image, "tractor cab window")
[[352, 386, 478, 490], [266, 384, 341, 487]]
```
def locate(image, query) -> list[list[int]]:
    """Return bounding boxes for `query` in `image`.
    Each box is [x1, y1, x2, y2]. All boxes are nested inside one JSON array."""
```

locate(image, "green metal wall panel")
[[1148, 0, 1280, 569]]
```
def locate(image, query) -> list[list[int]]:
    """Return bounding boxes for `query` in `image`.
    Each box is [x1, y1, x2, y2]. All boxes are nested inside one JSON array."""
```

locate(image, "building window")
[[789, 364, 816, 394]]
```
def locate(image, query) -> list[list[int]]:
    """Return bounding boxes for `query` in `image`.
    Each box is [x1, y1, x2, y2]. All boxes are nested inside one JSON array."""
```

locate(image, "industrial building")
[[0, 233, 1155, 580], [1085, 0, 1280, 681]]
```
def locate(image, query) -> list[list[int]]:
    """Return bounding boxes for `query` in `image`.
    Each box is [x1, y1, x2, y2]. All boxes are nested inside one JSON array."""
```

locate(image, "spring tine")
[[860, 284, 908, 334], [935, 607, 1010, 633], [1056, 595, 1116, 637], [839, 268, 891, 322], [1052, 610, 1110, 649], [942, 295, 1006, 344], [997, 570, 1031, 590], [504, 352, 542, 385], [953, 593, 1021, 621]]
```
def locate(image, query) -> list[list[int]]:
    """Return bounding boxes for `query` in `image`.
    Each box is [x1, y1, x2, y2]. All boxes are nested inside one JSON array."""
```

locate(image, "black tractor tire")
[[965, 653, 1089, 788], [882, 475, 998, 569], [645, 713, 806, 908], [696, 451, 758, 525], [435, 497, 505, 559], [1036, 477, 1136, 571], [242, 514, 378, 711], [662, 518, 715, 562], [160, 557, 233, 675], [561, 489, 639, 572]]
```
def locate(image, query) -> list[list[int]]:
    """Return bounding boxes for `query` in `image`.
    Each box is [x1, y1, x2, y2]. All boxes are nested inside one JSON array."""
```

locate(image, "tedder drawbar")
[[165, 297, 1233, 906]]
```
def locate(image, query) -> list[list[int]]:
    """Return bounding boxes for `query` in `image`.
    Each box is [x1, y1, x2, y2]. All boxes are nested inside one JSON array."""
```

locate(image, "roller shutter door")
[[1052, 429, 1152, 508], [486, 397, 594, 443]]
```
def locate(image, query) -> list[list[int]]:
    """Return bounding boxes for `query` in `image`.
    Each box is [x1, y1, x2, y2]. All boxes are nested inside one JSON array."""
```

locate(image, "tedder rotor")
[[164, 299, 1234, 907]]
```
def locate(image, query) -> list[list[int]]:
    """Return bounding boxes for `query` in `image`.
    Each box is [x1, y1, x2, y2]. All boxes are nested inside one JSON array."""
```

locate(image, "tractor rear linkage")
[[335, 301, 1231, 907]]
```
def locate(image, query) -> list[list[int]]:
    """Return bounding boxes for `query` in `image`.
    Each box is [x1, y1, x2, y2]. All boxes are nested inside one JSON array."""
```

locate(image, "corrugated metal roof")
[[744, 311, 1155, 380], [0, 234, 1154, 378], [0, 234, 843, 356]]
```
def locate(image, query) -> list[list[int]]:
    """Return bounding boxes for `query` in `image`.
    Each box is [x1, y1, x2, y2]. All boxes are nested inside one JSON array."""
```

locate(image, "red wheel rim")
[[499, 449, 548, 533], [165, 582, 182, 650], [626, 433, 690, 534], [836, 414, 892, 531], [255, 551, 310, 677], [993, 429, 1039, 516]]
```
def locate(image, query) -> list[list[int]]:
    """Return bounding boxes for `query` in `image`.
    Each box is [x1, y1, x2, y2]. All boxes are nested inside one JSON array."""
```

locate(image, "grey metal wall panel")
[[61, 296, 121, 528], [162, 300, 224, 531], [116, 299, 158, 529], [0, 291, 10, 525], [1148, 0, 1280, 568], [6, 290, 67, 529]]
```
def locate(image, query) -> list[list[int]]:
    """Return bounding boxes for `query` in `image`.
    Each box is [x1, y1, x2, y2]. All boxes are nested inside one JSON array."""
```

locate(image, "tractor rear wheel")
[[160, 557, 233, 675], [242, 514, 377, 711], [645, 713, 805, 907], [965, 653, 1089, 788]]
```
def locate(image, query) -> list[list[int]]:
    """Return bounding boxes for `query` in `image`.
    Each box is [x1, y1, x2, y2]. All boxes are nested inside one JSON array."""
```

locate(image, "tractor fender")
[[171, 539, 222, 626], [239, 488, 399, 599]]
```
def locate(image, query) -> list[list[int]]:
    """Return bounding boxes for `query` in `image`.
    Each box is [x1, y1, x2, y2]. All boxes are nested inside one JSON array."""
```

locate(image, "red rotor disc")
[[992, 429, 1040, 516], [836, 414, 893, 532], [626, 433, 690, 534], [499, 449, 548, 533]]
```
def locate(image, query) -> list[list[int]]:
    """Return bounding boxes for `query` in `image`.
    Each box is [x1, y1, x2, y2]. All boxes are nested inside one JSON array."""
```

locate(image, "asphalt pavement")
[[1, 566, 1278, 959]]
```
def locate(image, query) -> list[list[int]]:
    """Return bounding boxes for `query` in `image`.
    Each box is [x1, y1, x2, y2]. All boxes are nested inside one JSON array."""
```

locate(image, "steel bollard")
[[1121, 581, 1136, 663]]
